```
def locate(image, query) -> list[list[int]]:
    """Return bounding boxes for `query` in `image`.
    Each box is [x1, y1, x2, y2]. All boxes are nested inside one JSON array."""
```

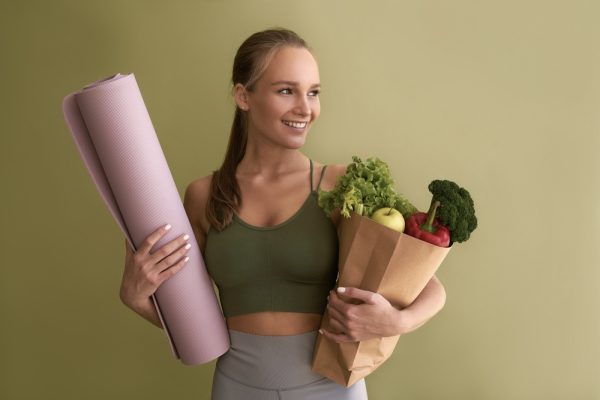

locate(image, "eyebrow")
[[270, 80, 321, 88]]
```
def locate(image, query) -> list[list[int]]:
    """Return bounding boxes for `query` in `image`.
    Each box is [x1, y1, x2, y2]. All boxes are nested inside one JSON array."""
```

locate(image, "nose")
[[294, 96, 311, 118]]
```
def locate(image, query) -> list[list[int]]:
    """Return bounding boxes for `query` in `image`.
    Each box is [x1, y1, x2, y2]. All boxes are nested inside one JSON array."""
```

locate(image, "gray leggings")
[[211, 329, 368, 399]]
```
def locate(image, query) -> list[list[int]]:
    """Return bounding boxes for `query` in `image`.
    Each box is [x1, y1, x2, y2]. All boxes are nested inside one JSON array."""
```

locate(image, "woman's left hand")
[[321, 287, 410, 343]]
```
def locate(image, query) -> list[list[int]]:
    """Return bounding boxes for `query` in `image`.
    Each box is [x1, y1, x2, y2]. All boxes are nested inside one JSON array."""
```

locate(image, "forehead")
[[260, 46, 320, 85]]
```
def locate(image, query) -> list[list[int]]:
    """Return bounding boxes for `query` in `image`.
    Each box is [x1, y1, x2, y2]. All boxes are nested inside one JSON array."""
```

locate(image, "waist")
[[226, 311, 323, 336], [217, 328, 324, 389]]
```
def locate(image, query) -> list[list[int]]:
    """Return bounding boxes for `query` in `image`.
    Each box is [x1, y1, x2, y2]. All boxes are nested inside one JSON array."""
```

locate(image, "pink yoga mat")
[[62, 73, 230, 365]]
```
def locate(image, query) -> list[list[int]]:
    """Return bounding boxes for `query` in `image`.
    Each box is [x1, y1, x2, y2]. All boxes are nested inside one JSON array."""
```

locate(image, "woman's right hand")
[[120, 224, 191, 310]]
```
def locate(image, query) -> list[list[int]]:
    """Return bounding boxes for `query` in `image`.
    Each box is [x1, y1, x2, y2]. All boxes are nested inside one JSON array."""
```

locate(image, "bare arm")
[[323, 275, 447, 342], [394, 275, 447, 334], [122, 290, 162, 328]]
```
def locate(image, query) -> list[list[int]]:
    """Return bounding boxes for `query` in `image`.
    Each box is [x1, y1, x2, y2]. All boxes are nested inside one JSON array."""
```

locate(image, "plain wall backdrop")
[[1, 1, 599, 399]]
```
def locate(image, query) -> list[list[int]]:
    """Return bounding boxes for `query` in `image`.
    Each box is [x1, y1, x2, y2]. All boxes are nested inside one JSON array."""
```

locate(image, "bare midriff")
[[226, 311, 323, 336]]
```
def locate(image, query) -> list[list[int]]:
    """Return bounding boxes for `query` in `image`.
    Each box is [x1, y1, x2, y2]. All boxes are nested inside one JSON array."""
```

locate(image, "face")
[[235, 46, 321, 149]]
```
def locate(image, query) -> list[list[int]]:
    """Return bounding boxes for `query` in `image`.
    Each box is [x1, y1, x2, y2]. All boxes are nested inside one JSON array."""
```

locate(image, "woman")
[[120, 28, 447, 399]]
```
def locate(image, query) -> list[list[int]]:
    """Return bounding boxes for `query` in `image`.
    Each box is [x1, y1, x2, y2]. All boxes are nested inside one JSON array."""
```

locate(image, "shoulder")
[[316, 163, 348, 229], [320, 163, 347, 191], [184, 173, 214, 247]]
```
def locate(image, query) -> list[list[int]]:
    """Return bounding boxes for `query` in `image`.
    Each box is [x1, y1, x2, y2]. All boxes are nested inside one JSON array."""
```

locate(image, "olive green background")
[[2, 1, 599, 399]]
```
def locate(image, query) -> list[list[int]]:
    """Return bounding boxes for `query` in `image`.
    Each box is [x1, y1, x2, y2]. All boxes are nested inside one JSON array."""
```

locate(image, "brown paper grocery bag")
[[311, 211, 451, 387]]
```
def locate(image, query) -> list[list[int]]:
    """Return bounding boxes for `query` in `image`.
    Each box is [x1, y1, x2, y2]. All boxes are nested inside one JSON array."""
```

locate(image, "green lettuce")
[[317, 156, 418, 219]]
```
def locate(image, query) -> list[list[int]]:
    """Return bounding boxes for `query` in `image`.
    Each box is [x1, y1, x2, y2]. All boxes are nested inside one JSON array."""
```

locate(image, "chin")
[[284, 137, 307, 150], [275, 126, 309, 146]]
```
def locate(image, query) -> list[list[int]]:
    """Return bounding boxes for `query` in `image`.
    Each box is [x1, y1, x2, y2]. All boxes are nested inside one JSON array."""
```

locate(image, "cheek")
[[253, 102, 279, 126], [312, 101, 321, 119], [264, 99, 288, 120]]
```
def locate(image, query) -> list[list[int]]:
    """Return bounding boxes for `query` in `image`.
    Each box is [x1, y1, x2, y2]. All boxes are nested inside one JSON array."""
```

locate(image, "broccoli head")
[[428, 180, 477, 243]]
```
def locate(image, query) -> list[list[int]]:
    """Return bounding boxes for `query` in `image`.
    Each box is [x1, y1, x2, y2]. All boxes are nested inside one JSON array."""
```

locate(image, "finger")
[[327, 302, 347, 325], [156, 254, 190, 284], [328, 291, 351, 314], [125, 238, 137, 254], [327, 314, 347, 334], [320, 328, 351, 344], [155, 241, 192, 273], [138, 224, 173, 255], [147, 229, 192, 264], [337, 287, 378, 305]]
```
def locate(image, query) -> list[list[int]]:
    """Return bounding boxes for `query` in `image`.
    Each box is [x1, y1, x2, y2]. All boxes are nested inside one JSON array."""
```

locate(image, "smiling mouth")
[[282, 120, 308, 129]]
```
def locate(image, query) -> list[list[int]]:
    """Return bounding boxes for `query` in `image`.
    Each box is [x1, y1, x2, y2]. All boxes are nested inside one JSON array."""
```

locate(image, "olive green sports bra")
[[204, 160, 339, 318]]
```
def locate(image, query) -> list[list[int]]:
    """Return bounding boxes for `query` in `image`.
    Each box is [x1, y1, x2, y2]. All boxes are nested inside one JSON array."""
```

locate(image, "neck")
[[237, 137, 308, 179]]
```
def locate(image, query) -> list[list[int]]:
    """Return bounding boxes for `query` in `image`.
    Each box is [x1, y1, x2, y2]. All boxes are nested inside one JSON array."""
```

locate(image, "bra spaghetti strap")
[[316, 165, 327, 192], [309, 159, 314, 192]]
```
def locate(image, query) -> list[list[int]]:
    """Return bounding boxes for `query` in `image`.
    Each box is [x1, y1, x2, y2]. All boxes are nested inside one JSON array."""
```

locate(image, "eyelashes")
[[279, 88, 320, 97]]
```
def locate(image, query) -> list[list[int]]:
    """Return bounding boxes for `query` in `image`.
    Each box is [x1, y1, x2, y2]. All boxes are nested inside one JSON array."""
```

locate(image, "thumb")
[[125, 238, 135, 254], [336, 287, 378, 305]]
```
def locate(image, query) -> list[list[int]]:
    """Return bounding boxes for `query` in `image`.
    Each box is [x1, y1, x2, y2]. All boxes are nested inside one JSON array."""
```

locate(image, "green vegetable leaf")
[[317, 156, 418, 219]]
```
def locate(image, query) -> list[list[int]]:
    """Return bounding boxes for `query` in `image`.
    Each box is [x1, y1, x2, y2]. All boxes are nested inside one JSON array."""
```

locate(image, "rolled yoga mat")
[[62, 73, 230, 365]]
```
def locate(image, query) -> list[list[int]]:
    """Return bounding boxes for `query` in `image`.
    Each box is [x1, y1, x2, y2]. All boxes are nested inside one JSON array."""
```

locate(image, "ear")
[[233, 83, 250, 111]]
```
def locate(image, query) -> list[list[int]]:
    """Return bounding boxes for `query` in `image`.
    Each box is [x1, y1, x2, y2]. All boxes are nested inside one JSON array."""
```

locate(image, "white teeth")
[[283, 120, 307, 129]]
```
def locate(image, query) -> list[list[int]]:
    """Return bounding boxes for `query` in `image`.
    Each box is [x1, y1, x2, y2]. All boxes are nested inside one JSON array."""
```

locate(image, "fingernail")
[[337, 287, 346, 293], [319, 329, 324, 334], [183, 234, 190, 240], [165, 224, 172, 230]]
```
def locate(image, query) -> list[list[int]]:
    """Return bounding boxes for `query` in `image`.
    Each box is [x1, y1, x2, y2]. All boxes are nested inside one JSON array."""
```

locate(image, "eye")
[[278, 88, 320, 98]]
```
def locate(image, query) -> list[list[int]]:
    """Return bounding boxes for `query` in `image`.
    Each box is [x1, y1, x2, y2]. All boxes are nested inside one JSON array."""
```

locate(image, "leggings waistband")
[[216, 329, 324, 390]]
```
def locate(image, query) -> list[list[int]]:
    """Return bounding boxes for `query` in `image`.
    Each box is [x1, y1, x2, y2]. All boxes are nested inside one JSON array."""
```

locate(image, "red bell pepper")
[[405, 200, 451, 247]]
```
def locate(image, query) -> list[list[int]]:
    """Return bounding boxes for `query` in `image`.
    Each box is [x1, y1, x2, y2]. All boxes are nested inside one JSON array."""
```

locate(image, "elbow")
[[439, 288, 447, 314], [433, 275, 447, 313]]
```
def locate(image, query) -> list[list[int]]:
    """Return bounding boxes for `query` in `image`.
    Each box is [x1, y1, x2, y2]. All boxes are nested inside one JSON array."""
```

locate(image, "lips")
[[282, 120, 308, 129]]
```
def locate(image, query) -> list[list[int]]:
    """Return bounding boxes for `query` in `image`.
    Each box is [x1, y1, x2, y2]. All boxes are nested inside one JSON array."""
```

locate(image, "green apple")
[[370, 207, 405, 232]]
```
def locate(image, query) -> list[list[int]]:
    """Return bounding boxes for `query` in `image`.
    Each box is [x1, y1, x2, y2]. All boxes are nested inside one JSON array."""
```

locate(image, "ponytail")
[[207, 108, 247, 232]]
